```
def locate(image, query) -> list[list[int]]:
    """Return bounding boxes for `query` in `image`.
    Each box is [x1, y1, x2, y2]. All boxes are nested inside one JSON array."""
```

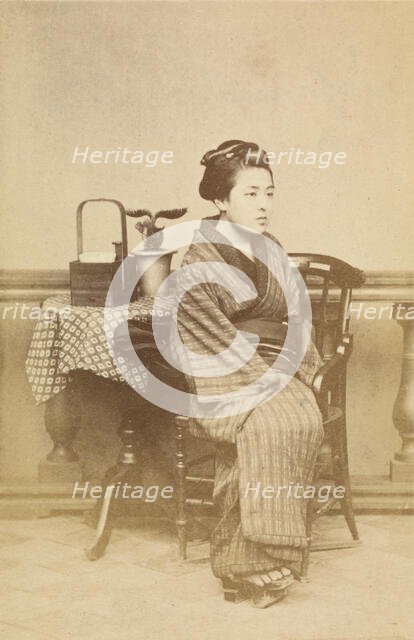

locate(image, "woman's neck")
[[218, 215, 258, 254]]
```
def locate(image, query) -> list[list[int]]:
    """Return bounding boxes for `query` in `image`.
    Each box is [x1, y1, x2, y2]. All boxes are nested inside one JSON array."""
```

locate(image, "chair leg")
[[333, 420, 359, 541], [175, 422, 188, 560], [340, 476, 359, 541], [300, 495, 313, 582]]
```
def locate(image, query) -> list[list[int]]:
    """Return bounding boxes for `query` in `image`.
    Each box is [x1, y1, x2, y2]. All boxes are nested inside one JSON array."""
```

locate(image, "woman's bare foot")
[[236, 568, 292, 588], [267, 567, 293, 586], [268, 567, 291, 579], [225, 571, 291, 608], [268, 570, 283, 582], [239, 573, 271, 587]]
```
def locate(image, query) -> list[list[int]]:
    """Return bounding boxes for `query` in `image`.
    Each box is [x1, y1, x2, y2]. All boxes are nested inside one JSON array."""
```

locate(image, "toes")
[[239, 570, 291, 589], [268, 570, 283, 581], [244, 574, 265, 587]]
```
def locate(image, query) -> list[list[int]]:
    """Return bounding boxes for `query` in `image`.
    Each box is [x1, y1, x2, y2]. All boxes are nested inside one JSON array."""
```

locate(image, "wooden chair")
[[174, 254, 365, 577]]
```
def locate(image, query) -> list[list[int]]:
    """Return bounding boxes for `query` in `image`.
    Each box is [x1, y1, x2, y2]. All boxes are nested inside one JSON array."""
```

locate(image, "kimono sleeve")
[[174, 277, 277, 442]]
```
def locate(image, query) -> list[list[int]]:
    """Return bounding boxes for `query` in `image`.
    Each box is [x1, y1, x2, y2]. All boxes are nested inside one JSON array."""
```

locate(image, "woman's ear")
[[213, 198, 226, 213]]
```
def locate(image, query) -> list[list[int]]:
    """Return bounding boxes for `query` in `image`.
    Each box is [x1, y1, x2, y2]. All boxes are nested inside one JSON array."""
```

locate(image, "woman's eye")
[[245, 192, 256, 197], [267, 192, 274, 198]]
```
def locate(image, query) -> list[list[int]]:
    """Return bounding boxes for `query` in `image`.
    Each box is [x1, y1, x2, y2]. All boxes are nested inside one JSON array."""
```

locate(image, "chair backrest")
[[288, 254, 365, 359], [128, 253, 365, 365]]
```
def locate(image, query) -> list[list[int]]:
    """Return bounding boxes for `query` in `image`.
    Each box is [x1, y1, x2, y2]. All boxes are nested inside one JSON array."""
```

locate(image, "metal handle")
[[76, 198, 128, 260]]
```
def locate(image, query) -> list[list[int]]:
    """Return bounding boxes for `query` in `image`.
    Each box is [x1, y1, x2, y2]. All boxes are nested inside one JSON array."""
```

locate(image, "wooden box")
[[70, 260, 124, 307], [69, 198, 129, 307]]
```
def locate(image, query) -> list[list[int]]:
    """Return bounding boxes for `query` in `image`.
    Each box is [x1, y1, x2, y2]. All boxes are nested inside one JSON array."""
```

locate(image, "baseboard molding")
[[351, 475, 414, 511], [0, 483, 94, 518], [0, 476, 412, 518]]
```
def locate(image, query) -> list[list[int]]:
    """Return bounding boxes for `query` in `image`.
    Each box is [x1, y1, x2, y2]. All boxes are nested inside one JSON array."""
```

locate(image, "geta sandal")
[[221, 576, 292, 608]]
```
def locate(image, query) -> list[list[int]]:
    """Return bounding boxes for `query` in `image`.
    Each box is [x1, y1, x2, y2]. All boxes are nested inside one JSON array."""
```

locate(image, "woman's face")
[[216, 166, 275, 233]]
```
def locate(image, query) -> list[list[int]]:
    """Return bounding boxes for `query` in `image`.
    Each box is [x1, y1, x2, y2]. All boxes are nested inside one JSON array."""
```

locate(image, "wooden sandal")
[[267, 573, 294, 591], [249, 588, 286, 609], [221, 576, 292, 608], [221, 578, 249, 604]]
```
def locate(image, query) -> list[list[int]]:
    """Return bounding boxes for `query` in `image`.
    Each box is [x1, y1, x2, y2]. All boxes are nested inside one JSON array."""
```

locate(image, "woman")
[[174, 140, 324, 608]]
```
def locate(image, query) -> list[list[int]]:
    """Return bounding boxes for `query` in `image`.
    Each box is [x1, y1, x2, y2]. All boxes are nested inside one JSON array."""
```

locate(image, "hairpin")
[[200, 141, 259, 166]]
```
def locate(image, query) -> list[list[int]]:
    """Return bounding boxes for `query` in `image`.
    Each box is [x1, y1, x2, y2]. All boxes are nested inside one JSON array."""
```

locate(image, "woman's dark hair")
[[199, 139, 273, 202]]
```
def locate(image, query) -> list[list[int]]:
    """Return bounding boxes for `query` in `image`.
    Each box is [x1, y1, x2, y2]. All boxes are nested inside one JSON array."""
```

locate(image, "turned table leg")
[[38, 377, 82, 483], [390, 302, 414, 482]]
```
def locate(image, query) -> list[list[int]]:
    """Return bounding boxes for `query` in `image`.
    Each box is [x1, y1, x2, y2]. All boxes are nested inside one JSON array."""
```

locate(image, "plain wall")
[[1, 2, 413, 271]]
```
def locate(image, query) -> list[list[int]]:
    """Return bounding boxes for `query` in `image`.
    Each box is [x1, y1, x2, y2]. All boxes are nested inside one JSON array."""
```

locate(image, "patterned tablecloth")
[[25, 293, 172, 405]]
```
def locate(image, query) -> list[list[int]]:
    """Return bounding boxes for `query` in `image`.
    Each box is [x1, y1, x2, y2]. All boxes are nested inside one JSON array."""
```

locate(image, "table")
[[25, 293, 173, 483]]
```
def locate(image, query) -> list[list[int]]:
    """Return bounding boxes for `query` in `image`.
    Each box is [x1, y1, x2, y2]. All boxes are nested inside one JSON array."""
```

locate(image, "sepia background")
[[1, 1, 413, 270], [1, 2, 413, 519], [1, 2, 414, 639]]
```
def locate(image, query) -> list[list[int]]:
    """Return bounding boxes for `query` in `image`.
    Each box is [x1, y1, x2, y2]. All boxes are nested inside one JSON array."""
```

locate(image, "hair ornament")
[[200, 141, 247, 167]]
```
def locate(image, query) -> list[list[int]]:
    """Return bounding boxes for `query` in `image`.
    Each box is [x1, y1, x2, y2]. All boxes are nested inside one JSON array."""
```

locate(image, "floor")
[[0, 513, 413, 640]]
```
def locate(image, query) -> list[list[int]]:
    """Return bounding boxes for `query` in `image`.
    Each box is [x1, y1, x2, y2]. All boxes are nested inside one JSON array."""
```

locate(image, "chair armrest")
[[312, 334, 353, 416]]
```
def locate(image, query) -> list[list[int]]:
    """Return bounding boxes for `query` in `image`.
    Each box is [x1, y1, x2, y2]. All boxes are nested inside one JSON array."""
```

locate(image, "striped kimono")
[[175, 218, 323, 578]]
